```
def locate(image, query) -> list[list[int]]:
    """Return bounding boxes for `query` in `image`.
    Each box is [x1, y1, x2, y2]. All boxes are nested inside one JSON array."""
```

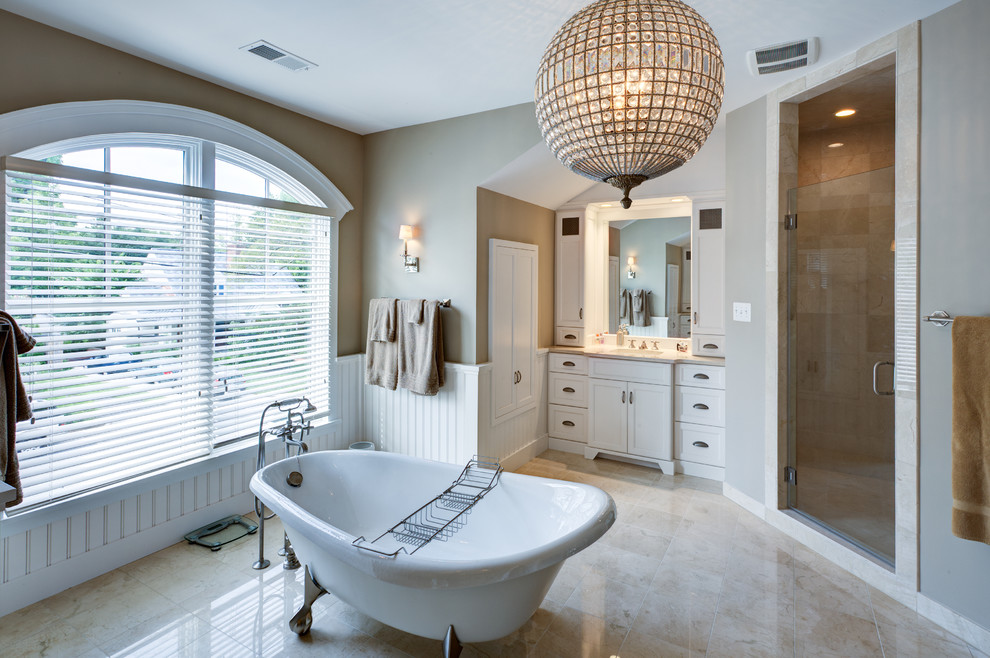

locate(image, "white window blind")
[[4, 162, 332, 509]]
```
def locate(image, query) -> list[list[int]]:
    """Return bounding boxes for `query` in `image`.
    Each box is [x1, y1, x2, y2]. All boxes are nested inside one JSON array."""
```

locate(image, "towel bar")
[[923, 310, 953, 327]]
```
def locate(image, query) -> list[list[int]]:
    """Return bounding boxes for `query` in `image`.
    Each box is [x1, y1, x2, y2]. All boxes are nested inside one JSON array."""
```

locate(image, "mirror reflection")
[[607, 216, 691, 338]]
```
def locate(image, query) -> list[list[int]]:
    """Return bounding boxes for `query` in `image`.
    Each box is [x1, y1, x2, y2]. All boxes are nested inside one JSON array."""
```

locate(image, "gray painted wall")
[[919, 0, 990, 630], [362, 104, 544, 364], [723, 96, 768, 502]]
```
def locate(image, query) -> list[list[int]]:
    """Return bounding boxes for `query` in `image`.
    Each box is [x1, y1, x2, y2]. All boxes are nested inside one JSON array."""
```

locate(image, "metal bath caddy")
[[352, 455, 502, 557]]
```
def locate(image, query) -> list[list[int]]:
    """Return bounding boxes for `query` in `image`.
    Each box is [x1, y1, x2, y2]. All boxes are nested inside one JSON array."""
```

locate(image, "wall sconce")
[[627, 256, 636, 279], [399, 224, 419, 272]]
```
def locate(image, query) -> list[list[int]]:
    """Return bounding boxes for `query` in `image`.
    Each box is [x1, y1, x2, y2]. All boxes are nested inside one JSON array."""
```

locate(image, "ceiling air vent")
[[241, 40, 317, 72], [747, 37, 819, 76]]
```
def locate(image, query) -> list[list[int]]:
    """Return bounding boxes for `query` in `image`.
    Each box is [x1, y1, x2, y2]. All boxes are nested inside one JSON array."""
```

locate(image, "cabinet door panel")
[[513, 247, 537, 409], [557, 235, 583, 327], [691, 203, 725, 337], [491, 244, 516, 418], [628, 382, 672, 460], [589, 379, 627, 452]]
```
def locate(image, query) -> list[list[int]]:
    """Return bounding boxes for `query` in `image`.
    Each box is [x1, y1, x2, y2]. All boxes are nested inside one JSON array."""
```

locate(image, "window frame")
[[0, 101, 350, 521]]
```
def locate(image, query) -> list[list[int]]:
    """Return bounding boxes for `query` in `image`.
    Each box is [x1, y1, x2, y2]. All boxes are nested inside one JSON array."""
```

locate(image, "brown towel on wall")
[[397, 300, 445, 396], [619, 289, 632, 326], [1, 311, 37, 509], [365, 298, 399, 390], [632, 289, 651, 327], [951, 316, 990, 545]]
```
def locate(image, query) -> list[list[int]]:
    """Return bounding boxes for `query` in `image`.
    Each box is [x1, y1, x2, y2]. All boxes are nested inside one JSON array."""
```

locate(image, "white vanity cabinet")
[[547, 353, 589, 448], [690, 200, 725, 357], [586, 358, 673, 471], [674, 362, 726, 480], [555, 211, 584, 346]]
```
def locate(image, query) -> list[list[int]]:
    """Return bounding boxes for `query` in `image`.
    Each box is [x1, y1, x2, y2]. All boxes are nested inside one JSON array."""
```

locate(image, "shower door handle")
[[872, 361, 895, 396]]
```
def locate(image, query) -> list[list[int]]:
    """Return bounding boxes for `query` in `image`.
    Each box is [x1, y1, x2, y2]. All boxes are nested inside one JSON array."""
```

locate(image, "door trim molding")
[[763, 24, 921, 608]]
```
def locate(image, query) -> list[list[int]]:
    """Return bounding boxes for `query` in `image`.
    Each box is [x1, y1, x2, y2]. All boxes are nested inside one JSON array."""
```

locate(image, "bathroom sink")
[[607, 348, 666, 357]]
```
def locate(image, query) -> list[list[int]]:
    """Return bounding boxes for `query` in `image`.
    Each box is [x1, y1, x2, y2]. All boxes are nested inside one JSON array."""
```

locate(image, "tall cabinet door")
[[555, 212, 584, 337], [691, 201, 725, 337], [628, 382, 672, 460], [512, 246, 537, 409], [490, 239, 538, 422], [589, 379, 628, 452]]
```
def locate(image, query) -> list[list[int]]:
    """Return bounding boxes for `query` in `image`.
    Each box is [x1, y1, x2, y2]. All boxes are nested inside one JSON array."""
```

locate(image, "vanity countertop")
[[550, 345, 725, 366]]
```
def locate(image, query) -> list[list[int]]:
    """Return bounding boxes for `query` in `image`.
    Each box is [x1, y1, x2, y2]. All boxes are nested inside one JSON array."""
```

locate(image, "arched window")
[[1, 102, 348, 510]]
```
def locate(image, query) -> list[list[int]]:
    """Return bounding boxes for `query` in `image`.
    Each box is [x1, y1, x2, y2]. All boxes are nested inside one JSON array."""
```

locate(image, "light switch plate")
[[733, 302, 752, 323]]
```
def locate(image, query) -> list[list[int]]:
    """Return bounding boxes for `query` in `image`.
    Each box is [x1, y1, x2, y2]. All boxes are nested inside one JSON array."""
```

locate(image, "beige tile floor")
[[1, 449, 984, 657]]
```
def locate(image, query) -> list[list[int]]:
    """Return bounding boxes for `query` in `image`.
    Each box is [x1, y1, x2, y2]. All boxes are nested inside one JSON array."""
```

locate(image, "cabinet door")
[[691, 202, 725, 337], [556, 214, 584, 327], [491, 242, 516, 419], [627, 382, 672, 460], [589, 379, 627, 452], [512, 245, 537, 409]]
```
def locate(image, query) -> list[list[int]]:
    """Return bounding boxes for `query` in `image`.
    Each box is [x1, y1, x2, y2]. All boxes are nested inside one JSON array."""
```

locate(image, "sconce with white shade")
[[399, 225, 419, 272], [627, 256, 636, 279]]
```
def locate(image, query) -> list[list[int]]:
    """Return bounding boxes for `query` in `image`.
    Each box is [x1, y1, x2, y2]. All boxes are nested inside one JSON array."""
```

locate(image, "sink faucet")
[[638, 340, 647, 349], [652, 341, 660, 350]]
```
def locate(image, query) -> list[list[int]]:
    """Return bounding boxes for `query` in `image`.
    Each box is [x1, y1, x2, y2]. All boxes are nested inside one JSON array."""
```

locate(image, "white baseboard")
[[676, 460, 725, 481], [0, 492, 252, 618], [722, 481, 766, 519], [918, 594, 990, 653], [499, 435, 549, 472], [548, 438, 586, 455]]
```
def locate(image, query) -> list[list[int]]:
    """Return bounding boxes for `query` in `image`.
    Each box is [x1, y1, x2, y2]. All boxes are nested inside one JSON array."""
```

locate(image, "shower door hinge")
[[784, 466, 797, 485], [784, 214, 798, 230]]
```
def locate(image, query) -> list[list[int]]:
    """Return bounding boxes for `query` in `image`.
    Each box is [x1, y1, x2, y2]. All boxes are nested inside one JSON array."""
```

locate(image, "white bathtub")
[[249, 450, 615, 644]]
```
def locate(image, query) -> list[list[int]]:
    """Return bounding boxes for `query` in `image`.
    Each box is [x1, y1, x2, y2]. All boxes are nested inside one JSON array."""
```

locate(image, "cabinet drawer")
[[675, 423, 725, 467], [675, 387, 725, 426], [549, 372, 588, 407], [676, 363, 725, 389], [549, 405, 588, 443], [589, 357, 671, 385], [692, 334, 725, 357], [556, 326, 584, 346], [549, 352, 589, 375]]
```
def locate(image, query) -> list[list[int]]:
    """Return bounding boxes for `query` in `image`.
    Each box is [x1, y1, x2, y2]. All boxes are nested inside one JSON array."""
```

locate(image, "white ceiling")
[[0, 0, 957, 135]]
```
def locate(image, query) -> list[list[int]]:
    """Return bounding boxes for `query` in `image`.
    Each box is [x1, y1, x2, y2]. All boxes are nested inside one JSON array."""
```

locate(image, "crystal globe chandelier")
[[536, 0, 724, 208]]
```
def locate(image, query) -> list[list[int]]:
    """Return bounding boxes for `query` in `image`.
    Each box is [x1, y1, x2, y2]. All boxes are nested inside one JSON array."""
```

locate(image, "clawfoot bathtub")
[[250, 450, 615, 654]]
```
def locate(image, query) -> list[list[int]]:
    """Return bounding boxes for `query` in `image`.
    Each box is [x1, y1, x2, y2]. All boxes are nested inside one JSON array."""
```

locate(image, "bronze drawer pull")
[[703, 343, 718, 349], [563, 361, 576, 367], [562, 387, 575, 393], [564, 333, 577, 340], [562, 420, 575, 427], [693, 403, 709, 410], [692, 441, 709, 448], [693, 373, 709, 380]]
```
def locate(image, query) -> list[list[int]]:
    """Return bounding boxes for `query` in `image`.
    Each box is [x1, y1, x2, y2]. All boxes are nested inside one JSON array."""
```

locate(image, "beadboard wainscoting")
[[0, 421, 352, 618]]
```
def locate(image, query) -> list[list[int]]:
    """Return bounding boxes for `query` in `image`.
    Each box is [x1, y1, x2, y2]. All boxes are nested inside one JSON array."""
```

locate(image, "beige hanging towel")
[[1, 310, 36, 509], [397, 300, 445, 396], [365, 298, 399, 390], [951, 316, 990, 545]]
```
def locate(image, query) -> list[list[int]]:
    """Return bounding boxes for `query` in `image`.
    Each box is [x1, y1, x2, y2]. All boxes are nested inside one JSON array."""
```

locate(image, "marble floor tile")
[[0, 448, 981, 658]]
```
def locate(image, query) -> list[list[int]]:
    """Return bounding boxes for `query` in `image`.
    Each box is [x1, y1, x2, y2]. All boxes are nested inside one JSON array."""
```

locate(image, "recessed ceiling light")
[[827, 142, 844, 148], [834, 109, 856, 117]]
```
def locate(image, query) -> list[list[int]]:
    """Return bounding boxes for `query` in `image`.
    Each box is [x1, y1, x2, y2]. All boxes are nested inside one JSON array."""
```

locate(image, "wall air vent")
[[747, 37, 819, 76], [241, 40, 317, 72]]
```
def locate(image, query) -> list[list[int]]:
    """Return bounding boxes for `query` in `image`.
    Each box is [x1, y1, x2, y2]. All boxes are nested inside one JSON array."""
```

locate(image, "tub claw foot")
[[443, 625, 462, 658], [289, 565, 327, 636]]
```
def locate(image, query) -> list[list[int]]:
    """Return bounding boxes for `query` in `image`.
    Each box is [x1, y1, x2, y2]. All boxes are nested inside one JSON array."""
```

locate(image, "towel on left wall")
[[1, 310, 36, 508], [365, 298, 399, 390]]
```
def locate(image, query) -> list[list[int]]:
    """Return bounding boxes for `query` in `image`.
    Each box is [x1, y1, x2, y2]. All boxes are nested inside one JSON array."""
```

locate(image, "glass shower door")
[[785, 167, 896, 564]]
